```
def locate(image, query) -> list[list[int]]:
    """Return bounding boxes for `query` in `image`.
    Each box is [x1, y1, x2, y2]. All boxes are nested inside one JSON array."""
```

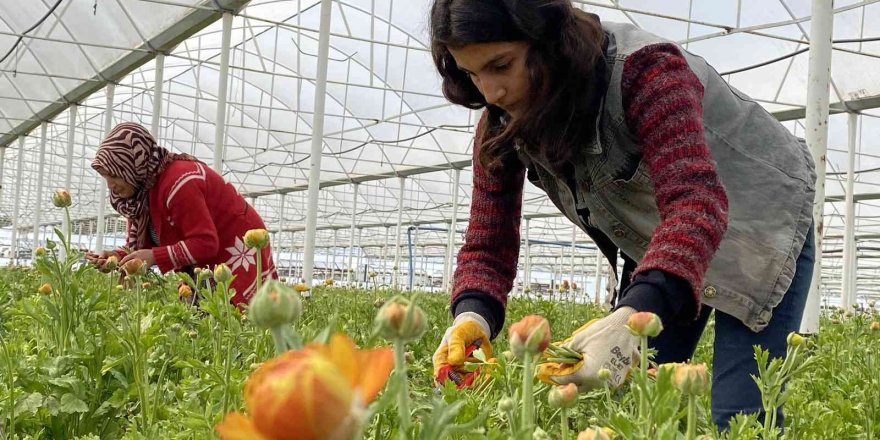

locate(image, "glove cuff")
[[453, 312, 491, 338]]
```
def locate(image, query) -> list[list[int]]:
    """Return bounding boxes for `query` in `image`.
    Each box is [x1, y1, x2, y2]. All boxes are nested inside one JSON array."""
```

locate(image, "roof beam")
[[0, 0, 251, 148]]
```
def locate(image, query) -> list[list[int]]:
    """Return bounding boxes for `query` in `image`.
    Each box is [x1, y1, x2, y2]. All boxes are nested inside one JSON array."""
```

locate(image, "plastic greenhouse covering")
[[1, 0, 880, 306]]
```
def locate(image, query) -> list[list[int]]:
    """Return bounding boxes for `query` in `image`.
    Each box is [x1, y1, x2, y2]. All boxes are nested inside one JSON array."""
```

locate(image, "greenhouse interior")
[[1, 0, 879, 439]]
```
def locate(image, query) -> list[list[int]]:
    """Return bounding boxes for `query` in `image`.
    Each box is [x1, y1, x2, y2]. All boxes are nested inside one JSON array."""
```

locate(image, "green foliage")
[[0, 250, 878, 439]]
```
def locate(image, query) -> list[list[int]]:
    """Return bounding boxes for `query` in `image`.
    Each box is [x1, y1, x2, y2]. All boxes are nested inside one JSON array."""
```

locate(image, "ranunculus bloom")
[[672, 363, 709, 396], [122, 258, 145, 276], [216, 333, 393, 440], [244, 229, 270, 249], [786, 332, 804, 347], [52, 190, 71, 208], [870, 321, 879, 331], [248, 280, 302, 330], [375, 298, 427, 341], [38, 283, 52, 295], [508, 315, 551, 358], [548, 383, 578, 409], [178, 284, 193, 299], [577, 427, 612, 440], [626, 312, 663, 337], [293, 282, 310, 293], [214, 263, 233, 283]]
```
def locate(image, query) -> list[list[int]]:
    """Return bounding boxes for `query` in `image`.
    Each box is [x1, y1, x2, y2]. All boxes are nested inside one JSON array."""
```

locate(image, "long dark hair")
[[430, 0, 606, 174]]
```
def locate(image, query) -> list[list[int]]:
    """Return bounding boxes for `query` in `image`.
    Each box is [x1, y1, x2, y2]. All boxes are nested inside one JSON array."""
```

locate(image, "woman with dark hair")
[[85, 122, 277, 304], [429, 0, 816, 430]]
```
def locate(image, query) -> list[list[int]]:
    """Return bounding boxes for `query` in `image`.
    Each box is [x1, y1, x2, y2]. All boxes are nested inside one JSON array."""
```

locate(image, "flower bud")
[[578, 427, 611, 440], [627, 312, 663, 337], [502, 350, 516, 362], [672, 363, 709, 396], [597, 368, 612, 381], [869, 300, 876, 309], [122, 258, 145, 276], [141, 282, 151, 289], [38, 283, 52, 295], [786, 332, 804, 347], [532, 427, 550, 440], [498, 396, 516, 412], [34, 247, 46, 257], [178, 284, 193, 299], [52, 190, 71, 208], [373, 298, 386, 309], [870, 321, 879, 331], [375, 297, 428, 341], [213, 263, 233, 283], [324, 278, 335, 286], [547, 383, 578, 409], [248, 280, 302, 330], [105, 255, 118, 271], [243, 229, 269, 249], [508, 315, 551, 358], [368, 271, 378, 278], [45, 240, 56, 250], [293, 282, 310, 293]]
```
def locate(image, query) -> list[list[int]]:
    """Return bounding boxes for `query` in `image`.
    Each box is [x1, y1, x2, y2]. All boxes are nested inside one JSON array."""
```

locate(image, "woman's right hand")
[[432, 312, 493, 388], [85, 250, 116, 271]]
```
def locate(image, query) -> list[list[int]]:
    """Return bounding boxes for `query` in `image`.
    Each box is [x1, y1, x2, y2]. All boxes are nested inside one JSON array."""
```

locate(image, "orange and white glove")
[[538, 307, 639, 391], [432, 312, 494, 388]]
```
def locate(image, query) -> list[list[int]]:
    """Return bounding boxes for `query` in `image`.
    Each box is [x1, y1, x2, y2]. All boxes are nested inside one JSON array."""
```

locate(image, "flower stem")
[[269, 326, 288, 355], [639, 334, 648, 421], [561, 406, 570, 440], [686, 394, 696, 440], [255, 249, 263, 295], [393, 339, 410, 439], [521, 354, 535, 437]]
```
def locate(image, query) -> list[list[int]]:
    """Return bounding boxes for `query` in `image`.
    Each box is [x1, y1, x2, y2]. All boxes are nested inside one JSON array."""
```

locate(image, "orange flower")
[[122, 258, 145, 276], [216, 333, 393, 440], [626, 312, 663, 337], [508, 315, 551, 358], [178, 284, 193, 299], [38, 283, 52, 295]]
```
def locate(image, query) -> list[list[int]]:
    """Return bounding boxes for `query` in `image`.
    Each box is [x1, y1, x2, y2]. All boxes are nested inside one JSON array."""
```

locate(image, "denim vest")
[[519, 22, 816, 331]]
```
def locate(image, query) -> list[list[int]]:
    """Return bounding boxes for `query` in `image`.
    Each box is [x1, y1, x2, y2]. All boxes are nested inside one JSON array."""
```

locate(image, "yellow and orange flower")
[[216, 333, 393, 440]]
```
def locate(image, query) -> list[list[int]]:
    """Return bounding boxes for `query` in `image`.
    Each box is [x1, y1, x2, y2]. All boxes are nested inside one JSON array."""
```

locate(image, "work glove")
[[433, 312, 494, 388], [537, 306, 639, 391]]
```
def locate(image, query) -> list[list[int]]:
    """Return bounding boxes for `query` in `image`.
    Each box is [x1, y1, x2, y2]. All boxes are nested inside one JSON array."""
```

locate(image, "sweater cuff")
[[152, 246, 174, 273], [615, 269, 695, 325], [452, 291, 505, 339]]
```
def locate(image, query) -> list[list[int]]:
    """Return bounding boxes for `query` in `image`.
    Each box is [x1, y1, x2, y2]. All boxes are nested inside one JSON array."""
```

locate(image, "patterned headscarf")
[[91, 122, 197, 249]]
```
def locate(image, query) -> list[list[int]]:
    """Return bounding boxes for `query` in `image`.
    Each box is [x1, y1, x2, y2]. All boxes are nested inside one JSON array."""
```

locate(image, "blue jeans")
[[649, 224, 815, 430]]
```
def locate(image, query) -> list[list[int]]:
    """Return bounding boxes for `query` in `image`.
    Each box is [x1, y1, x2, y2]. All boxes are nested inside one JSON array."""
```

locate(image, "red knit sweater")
[[452, 43, 729, 315], [118, 160, 277, 304]]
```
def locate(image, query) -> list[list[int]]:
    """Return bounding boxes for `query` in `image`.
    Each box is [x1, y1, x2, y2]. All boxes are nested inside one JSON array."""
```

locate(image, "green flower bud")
[[52, 190, 72, 208], [243, 229, 269, 249], [213, 263, 233, 283], [247, 280, 302, 330], [498, 396, 516, 412], [374, 296, 428, 341]]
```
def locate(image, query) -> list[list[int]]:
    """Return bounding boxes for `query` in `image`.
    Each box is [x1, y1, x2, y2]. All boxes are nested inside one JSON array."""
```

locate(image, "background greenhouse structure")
[[1, 0, 878, 333]]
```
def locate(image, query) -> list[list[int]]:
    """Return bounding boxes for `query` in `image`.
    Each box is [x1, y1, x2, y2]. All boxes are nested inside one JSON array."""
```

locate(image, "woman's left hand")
[[119, 249, 156, 269]]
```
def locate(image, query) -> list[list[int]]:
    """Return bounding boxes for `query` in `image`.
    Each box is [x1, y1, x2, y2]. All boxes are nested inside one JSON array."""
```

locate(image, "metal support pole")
[[32, 122, 48, 247], [10, 137, 25, 264], [347, 183, 359, 276], [301, 0, 333, 286], [331, 229, 338, 279], [570, 225, 577, 300], [523, 218, 531, 296], [213, 12, 233, 172], [801, 0, 835, 333], [0, 146, 6, 202], [382, 226, 389, 282], [393, 176, 405, 286], [276, 194, 285, 264], [60, 104, 78, 260], [444, 168, 461, 291], [594, 250, 602, 305], [96, 84, 115, 251], [355, 228, 364, 283], [152, 53, 165, 140], [842, 112, 858, 309]]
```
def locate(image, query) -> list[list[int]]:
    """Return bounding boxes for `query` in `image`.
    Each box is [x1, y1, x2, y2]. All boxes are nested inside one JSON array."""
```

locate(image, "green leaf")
[[15, 392, 44, 414], [59, 393, 89, 413]]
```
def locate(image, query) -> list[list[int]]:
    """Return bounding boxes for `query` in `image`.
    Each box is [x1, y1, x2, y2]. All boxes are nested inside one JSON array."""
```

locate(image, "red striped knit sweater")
[[452, 43, 729, 319]]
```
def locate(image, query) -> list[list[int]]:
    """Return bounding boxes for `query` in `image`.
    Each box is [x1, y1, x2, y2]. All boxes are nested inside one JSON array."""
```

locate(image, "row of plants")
[[0, 192, 878, 439]]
